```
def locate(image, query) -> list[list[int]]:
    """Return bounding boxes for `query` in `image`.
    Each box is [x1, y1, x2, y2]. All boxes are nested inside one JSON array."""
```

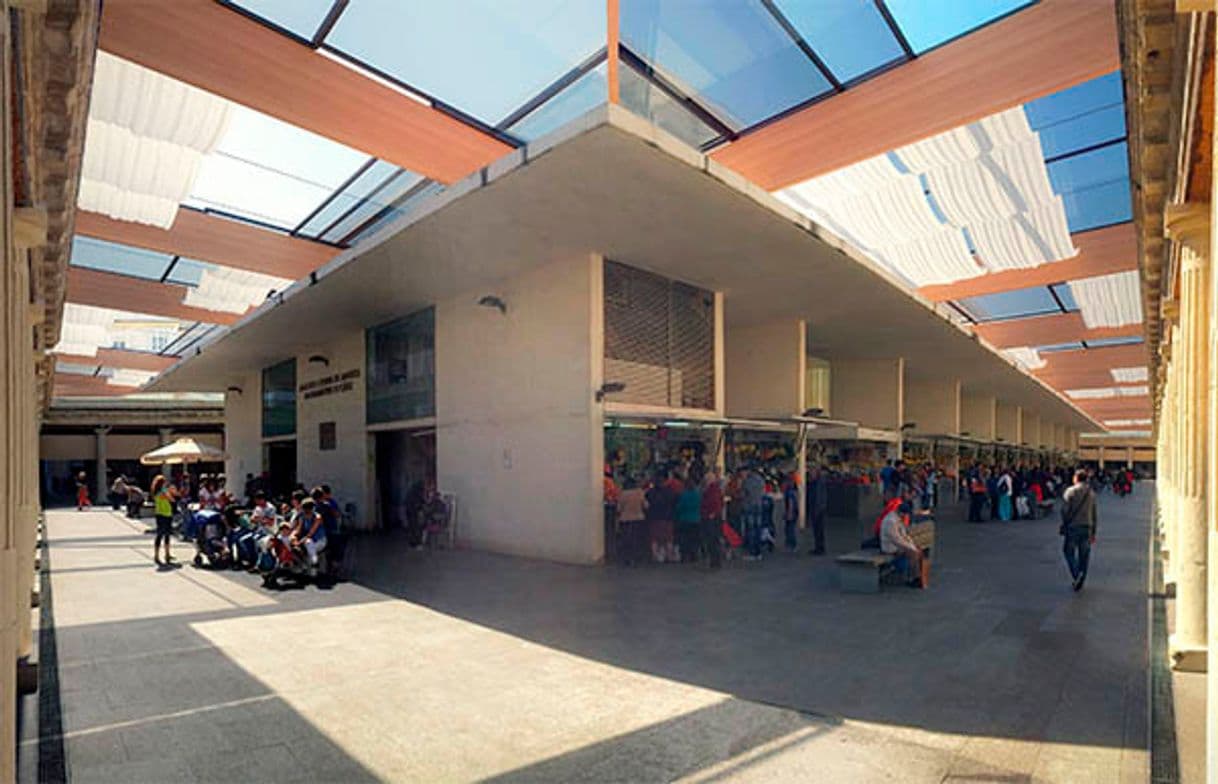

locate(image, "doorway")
[[262, 440, 296, 499], [374, 428, 436, 531]]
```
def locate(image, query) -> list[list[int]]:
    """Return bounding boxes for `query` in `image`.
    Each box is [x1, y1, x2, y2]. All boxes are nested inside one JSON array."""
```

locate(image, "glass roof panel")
[[773, 0, 906, 83], [56, 361, 99, 376], [1026, 73, 1126, 159], [620, 0, 833, 129], [619, 62, 721, 148], [189, 106, 371, 230], [1036, 342, 1084, 353], [326, 0, 605, 126], [884, 0, 1033, 54], [71, 237, 174, 280], [164, 258, 218, 288], [1050, 282, 1078, 311], [296, 159, 398, 237], [320, 170, 426, 244], [509, 63, 608, 142], [956, 286, 1060, 322], [346, 181, 448, 248], [1047, 142, 1131, 231], [229, 0, 335, 40], [1086, 335, 1144, 348]]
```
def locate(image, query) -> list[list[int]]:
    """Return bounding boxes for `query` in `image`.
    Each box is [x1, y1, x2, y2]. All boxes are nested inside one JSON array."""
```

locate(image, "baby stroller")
[[192, 509, 232, 569]]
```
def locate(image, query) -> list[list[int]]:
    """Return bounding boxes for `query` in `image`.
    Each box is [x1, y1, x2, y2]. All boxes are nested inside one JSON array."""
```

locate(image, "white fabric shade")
[[183, 267, 292, 315], [78, 52, 231, 229], [1066, 385, 1150, 400], [1068, 271, 1143, 328], [107, 369, 157, 388], [1111, 366, 1149, 383], [52, 303, 181, 357], [776, 105, 1076, 290], [1000, 347, 1046, 370]]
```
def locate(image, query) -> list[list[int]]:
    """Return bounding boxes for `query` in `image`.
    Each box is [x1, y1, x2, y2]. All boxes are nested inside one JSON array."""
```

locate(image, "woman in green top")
[[151, 475, 178, 566]]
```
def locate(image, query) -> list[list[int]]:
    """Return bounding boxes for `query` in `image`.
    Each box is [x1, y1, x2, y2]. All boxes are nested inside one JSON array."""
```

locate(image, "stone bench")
[[836, 550, 898, 593]]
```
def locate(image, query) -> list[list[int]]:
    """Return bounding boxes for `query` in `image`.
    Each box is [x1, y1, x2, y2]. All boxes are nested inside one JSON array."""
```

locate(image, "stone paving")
[[27, 489, 1151, 782]]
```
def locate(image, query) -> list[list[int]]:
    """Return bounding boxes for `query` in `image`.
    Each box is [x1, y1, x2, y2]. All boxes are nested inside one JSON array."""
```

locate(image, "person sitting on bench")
[[880, 500, 924, 588]]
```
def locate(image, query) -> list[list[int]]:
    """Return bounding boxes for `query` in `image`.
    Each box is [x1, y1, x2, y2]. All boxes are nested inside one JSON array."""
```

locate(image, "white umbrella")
[[139, 437, 226, 466]]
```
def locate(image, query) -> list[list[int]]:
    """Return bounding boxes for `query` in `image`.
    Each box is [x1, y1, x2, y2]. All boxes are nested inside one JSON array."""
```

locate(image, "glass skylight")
[[164, 258, 218, 288], [1036, 342, 1085, 353], [325, 0, 604, 126], [227, 0, 335, 41], [71, 237, 174, 280], [620, 0, 833, 130], [1085, 335, 1144, 348], [883, 0, 1033, 54], [956, 286, 1061, 322], [619, 63, 721, 148], [773, 0, 906, 83], [1047, 142, 1132, 231], [1026, 72, 1126, 160], [509, 63, 608, 142], [188, 105, 370, 230]]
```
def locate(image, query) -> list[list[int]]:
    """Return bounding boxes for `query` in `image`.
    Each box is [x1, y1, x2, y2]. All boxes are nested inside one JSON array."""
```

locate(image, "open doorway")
[[262, 440, 296, 500], [373, 428, 436, 532]]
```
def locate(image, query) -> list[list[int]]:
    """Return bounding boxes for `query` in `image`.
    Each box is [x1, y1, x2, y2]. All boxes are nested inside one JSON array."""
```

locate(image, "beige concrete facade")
[[724, 319, 805, 419], [996, 401, 1021, 445], [904, 377, 961, 437], [961, 392, 997, 441], [829, 358, 904, 431]]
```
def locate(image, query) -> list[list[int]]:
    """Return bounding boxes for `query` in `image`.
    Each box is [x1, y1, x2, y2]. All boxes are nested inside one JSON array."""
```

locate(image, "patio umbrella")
[[139, 437, 226, 466]]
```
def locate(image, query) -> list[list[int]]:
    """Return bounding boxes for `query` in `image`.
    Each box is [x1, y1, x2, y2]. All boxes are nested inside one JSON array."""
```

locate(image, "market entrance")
[[262, 439, 296, 500], [373, 427, 436, 533]]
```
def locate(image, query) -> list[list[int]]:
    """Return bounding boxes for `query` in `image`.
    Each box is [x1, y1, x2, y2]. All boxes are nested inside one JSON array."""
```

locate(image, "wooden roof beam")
[[974, 312, 1142, 349], [711, 0, 1119, 190], [67, 267, 243, 326], [99, 0, 512, 185], [76, 209, 335, 281], [919, 223, 1136, 303]]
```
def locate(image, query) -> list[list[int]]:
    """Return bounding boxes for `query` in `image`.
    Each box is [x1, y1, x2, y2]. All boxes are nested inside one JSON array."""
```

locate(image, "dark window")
[[366, 307, 435, 424], [261, 359, 297, 438], [604, 261, 715, 410]]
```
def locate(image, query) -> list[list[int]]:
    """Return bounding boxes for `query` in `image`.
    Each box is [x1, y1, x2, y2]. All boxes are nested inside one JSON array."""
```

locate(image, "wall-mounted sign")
[[319, 421, 336, 451], [300, 368, 361, 401]]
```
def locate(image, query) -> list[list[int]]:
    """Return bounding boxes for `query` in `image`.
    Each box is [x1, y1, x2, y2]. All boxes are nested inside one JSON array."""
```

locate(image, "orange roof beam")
[[67, 267, 243, 326], [99, 0, 512, 185], [974, 312, 1142, 349], [76, 210, 334, 282], [53, 348, 178, 373], [919, 223, 1136, 303], [711, 0, 1118, 190]]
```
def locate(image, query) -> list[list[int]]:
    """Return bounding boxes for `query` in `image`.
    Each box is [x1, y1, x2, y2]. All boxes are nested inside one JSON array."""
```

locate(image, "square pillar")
[[724, 319, 805, 418], [961, 392, 996, 442], [830, 358, 903, 430]]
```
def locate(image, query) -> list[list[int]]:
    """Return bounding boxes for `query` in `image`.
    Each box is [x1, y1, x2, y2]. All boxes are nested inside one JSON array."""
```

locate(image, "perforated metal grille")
[[604, 261, 715, 410]]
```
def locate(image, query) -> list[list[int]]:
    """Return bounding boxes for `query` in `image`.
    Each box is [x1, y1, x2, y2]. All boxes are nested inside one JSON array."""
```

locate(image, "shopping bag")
[[721, 523, 743, 548]]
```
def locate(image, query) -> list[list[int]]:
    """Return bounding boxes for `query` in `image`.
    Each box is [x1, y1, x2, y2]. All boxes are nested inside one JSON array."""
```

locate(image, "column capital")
[[1165, 202, 1211, 258]]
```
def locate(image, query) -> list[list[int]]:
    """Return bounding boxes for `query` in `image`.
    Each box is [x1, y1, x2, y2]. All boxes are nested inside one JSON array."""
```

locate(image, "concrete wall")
[[435, 254, 603, 564], [830, 358, 903, 429], [1020, 409, 1039, 447], [295, 329, 368, 519], [996, 401, 1021, 445], [904, 377, 960, 436], [724, 319, 805, 418], [225, 370, 263, 487], [961, 392, 996, 441]]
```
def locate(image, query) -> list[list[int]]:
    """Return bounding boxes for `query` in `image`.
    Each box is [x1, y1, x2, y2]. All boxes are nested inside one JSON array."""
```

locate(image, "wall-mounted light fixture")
[[226, 385, 243, 396], [477, 295, 507, 315], [595, 381, 626, 402], [308, 354, 330, 368], [900, 422, 917, 431], [802, 407, 824, 417]]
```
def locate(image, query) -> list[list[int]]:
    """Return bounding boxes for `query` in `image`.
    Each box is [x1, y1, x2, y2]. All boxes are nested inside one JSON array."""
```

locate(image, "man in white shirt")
[[880, 501, 924, 588]]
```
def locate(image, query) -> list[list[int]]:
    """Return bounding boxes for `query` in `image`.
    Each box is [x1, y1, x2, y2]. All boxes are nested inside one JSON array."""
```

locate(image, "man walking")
[[1060, 470, 1098, 591], [806, 465, 827, 555]]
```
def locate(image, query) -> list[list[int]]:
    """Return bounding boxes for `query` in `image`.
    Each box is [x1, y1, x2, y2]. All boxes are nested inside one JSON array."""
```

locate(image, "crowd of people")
[[961, 463, 1072, 523]]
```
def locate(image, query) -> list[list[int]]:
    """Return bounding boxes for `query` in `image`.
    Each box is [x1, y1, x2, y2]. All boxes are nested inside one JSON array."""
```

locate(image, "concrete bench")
[[837, 550, 898, 593]]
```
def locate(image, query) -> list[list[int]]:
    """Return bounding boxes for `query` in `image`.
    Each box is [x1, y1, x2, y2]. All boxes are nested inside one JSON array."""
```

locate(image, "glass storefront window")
[[366, 308, 435, 424], [261, 359, 296, 438]]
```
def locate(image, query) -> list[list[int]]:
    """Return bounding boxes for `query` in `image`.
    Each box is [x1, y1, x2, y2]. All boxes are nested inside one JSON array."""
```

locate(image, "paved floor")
[[29, 489, 1151, 783]]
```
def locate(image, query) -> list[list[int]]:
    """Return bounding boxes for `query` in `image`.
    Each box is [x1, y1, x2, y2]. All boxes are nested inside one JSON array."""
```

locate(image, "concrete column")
[[158, 426, 174, 446], [995, 401, 1020, 447], [904, 377, 961, 436], [829, 358, 904, 431], [1164, 331, 1180, 585], [1171, 241, 1209, 671], [1204, 194, 1218, 782], [724, 319, 805, 419], [961, 391, 996, 442], [95, 426, 110, 505]]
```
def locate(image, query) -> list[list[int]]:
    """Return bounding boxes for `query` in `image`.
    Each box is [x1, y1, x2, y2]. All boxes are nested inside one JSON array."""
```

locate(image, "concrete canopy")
[[149, 106, 1098, 432]]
